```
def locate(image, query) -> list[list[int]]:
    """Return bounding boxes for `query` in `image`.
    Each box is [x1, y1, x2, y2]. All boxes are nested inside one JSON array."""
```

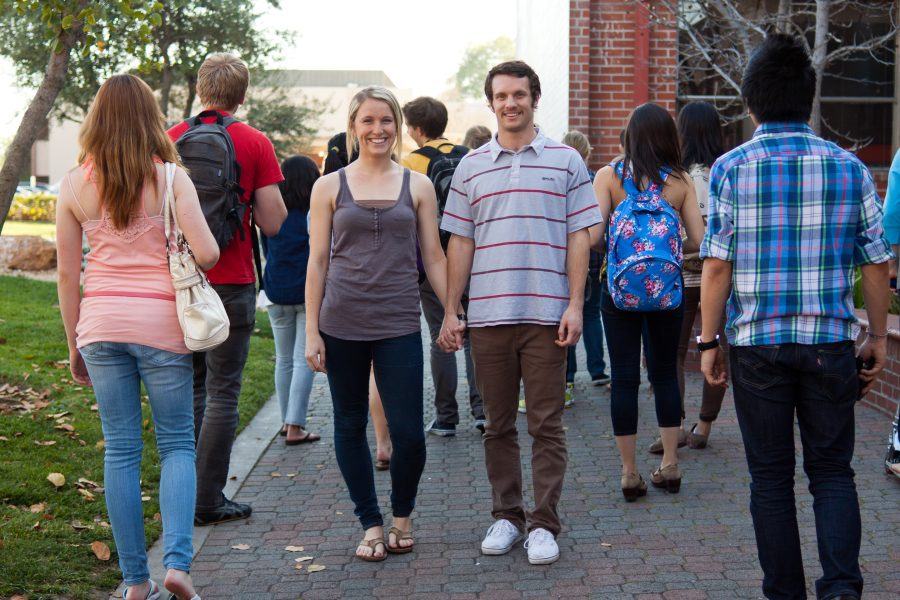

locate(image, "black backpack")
[[175, 110, 245, 249], [414, 142, 469, 248]]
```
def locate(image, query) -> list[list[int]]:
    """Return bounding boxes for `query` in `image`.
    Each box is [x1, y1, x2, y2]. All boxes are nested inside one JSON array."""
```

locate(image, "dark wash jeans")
[[600, 284, 683, 435], [192, 283, 256, 511], [730, 341, 862, 600], [322, 331, 426, 530]]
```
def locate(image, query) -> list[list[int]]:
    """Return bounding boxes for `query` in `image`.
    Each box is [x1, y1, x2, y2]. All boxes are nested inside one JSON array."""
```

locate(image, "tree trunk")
[[182, 73, 197, 119], [810, 0, 830, 134], [160, 59, 173, 118], [776, 0, 792, 33], [0, 19, 84, 232]]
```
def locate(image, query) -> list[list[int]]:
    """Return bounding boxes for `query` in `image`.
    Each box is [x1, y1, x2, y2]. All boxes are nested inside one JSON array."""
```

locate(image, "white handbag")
[[163, 162, 230, 351]]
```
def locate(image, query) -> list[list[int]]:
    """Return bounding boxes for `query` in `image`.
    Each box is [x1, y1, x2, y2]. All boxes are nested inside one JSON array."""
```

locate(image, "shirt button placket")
[[373, 208, 381, 249], [510, 152, 521, 183]]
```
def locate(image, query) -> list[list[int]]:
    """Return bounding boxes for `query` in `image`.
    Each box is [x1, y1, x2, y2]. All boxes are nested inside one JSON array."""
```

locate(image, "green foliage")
[[453, 36, 515, 100], [6, 193, 57, 222], [243, 87, 326, 160], [0, 276, 275, 598]]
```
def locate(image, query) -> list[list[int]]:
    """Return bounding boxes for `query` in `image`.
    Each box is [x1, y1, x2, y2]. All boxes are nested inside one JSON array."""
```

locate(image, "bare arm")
[[55, 179, 90, 385], [557, 227, 589, 347], [590, 167, 615, 251], [173, 167, 219, 270], [304, 176, 336, 372], [857, 260, 891, 395], [677, 177, 705, 254], [699, 257, 732, 387], [252, 183, 287, 236], [438, 234, 475, 351], [413, 174, 448, 305]]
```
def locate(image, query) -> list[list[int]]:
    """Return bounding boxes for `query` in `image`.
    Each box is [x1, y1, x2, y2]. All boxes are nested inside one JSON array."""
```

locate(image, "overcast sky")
[[0, 0, 518, 139]]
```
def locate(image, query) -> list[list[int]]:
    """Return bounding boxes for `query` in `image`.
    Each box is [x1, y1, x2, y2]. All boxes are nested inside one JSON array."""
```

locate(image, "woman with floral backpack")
[[591, 103, 704, 501]]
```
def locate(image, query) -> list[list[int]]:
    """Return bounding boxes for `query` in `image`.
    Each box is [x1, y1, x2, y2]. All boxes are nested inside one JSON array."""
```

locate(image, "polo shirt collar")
[[489, 127, 546, 162], [752, 121, 815, 138]]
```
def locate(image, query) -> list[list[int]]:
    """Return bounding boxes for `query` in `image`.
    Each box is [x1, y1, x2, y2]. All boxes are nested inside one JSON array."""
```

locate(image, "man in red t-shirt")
[[168, 53, 286, 526]]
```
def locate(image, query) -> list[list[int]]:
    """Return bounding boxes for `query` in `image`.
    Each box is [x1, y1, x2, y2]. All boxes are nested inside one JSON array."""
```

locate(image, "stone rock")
[[5, 236, 57, 271]]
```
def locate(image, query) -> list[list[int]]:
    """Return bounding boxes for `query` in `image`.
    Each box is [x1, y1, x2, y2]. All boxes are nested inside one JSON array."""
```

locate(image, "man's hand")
[[856, 336, 887, 397], [555, 305, 583, 347], [700, 347, 728, 388], [438, 313, 466, 352]]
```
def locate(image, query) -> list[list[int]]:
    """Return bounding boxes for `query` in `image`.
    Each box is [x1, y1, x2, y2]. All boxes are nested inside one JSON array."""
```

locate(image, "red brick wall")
[[568, 0, 678, 169]]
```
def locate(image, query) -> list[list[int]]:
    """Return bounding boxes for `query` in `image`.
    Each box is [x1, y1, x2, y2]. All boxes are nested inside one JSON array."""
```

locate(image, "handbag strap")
[[162, 162, 180, 253]]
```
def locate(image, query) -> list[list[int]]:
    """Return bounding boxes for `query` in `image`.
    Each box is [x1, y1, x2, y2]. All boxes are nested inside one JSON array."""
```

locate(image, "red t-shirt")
[[168, 111, 284, 285]]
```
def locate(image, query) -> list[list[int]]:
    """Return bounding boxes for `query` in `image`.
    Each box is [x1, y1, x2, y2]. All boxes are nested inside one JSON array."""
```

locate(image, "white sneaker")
[[525, 528, 559, 565], [480, 518, 522, 555]]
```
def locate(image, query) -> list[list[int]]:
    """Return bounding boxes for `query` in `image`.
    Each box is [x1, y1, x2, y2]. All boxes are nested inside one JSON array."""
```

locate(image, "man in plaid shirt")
[[698, 34, 892, 600]]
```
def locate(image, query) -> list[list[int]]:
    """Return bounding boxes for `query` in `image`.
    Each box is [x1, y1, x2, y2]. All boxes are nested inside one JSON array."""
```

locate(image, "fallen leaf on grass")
[[90, 404, 98, 411], [70, 520, 91, 530], [76, 477, 101, 490], [11, 595, 27, 600], [55, 424, 75, 432], [141, 495, 150, 502], [91, 540, 111, 560], [32, 521, 41, 530], [306, 564, 326, 572], [34, 440, 56, 446], [78, 489, 96, 502], [294, 555, 314, 562], [0, 436, 8, 441], [284, 545, 304, 552], [47, 472, 65, 488], [49, 411, 70, 419], [152, 512, 161, 521], [29, 503, 46, 513], [231, 544, 251, 550], [96, 440, 105, 450]]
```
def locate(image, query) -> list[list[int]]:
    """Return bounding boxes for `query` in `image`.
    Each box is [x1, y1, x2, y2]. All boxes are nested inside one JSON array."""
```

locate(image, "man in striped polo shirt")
[[438, 61, 602, 565]]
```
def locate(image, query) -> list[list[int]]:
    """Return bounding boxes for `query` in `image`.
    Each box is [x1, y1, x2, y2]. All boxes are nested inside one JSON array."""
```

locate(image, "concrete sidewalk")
[[184, 330, 900, 599]]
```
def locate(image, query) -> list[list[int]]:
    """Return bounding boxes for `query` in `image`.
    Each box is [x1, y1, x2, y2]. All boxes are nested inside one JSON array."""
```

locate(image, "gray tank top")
[[319, 168, 421, 340]]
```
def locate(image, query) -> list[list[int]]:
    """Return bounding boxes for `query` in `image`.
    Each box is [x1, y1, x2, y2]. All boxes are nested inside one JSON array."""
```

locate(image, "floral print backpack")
[[606, 161, 683, 311]]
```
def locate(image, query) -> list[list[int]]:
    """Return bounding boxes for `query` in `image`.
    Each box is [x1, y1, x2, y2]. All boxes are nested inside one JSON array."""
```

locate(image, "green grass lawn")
[[0, 275, 275, 599], [0, 221, 56, 239]]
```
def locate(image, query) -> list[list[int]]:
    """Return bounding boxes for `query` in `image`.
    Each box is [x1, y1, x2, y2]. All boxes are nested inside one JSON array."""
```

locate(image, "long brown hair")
[[78, 74, 180, 229], [620, 103, 685, 191]]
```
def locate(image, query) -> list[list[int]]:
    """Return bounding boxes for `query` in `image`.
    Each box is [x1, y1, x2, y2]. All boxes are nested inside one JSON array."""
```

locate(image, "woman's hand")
[[69, 348, 92, 386], [305, 332, 327, 373]]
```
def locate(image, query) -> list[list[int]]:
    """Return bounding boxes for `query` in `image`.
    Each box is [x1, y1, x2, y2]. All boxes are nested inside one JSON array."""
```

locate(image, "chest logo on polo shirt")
[[541, 176, 555, 182]]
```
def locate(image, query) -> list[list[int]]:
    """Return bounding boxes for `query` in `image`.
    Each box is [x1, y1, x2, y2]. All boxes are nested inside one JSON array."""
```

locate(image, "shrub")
[[6, 192, 57, 222]]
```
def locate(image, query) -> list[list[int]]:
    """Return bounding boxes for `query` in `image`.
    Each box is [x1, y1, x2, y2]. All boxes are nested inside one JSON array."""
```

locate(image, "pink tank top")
[[72, 168, 187, 353]]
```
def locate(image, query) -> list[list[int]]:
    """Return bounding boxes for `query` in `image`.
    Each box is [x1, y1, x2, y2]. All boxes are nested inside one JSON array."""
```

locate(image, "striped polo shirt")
[[441, 129, 603, 327]]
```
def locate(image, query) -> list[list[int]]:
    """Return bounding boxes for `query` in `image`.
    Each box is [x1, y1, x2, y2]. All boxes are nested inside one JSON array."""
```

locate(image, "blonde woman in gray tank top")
[[305, 86, 449, 562]]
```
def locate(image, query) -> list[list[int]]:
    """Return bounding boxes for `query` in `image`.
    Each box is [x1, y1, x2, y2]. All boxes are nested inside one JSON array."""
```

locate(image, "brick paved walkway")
[[190, 328, 900, 599]]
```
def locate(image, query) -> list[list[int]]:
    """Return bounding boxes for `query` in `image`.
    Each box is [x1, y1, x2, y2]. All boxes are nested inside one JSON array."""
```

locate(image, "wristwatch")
[[695, 335, 720, 352], [457, 312, 467, 322]]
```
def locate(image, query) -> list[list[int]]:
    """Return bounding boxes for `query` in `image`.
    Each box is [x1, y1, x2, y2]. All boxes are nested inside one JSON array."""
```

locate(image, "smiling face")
[[489, 74, 537, 135], [351, 98, 398, 158]]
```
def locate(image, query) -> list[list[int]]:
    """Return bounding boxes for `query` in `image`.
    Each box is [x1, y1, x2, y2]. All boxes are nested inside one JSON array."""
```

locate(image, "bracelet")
[[867, 330, 888, 338]]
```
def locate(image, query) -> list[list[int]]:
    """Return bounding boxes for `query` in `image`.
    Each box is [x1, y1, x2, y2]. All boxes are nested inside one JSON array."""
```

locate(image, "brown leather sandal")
[[356, 538, 387, 562], [387, 526, 414, 554]]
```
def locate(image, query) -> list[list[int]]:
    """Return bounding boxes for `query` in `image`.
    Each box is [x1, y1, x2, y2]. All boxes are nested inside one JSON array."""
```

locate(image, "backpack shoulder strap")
[[414, 145, 442, 160], [614, 161, 641, 197]]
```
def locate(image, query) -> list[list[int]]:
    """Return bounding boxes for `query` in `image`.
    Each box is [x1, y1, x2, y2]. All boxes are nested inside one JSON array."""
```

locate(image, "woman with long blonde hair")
[[56, 74, 218, 600], [305, 86, 448, 561]]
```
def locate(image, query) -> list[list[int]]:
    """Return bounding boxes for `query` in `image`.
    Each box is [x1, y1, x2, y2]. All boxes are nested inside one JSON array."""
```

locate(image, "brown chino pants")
[[469, 324, 567, 536]]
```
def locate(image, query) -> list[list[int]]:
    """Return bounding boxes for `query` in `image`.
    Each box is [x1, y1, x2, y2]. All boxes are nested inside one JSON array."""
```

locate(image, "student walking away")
[[561, 130, 609, 404], [401, 96, 484, 435], [305, 86, 449, 562], [699, 34, 893, 600], [263, 155, 321, 446], [438, 61, 602, 565], [168, 53, 287, 526], [647, 101, 728, 454], [880, 147, 900, 481], [463, 125, 492, 150], [592, 103, 704, 502], [57, 74, 219, 600]]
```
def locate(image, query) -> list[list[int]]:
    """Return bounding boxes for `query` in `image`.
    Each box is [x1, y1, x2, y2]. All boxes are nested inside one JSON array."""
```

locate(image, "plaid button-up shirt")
[[700, 122, 893, 346]]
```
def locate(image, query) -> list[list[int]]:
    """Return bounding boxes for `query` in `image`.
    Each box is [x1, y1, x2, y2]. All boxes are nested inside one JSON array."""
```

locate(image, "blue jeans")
[[321, 331, 426, 529], [730, 341, 862, 600], [600, 284, 683, 435], [267, 304, 316, 427], [79, 342, 195, 585], [567, 273, 607, 382]]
